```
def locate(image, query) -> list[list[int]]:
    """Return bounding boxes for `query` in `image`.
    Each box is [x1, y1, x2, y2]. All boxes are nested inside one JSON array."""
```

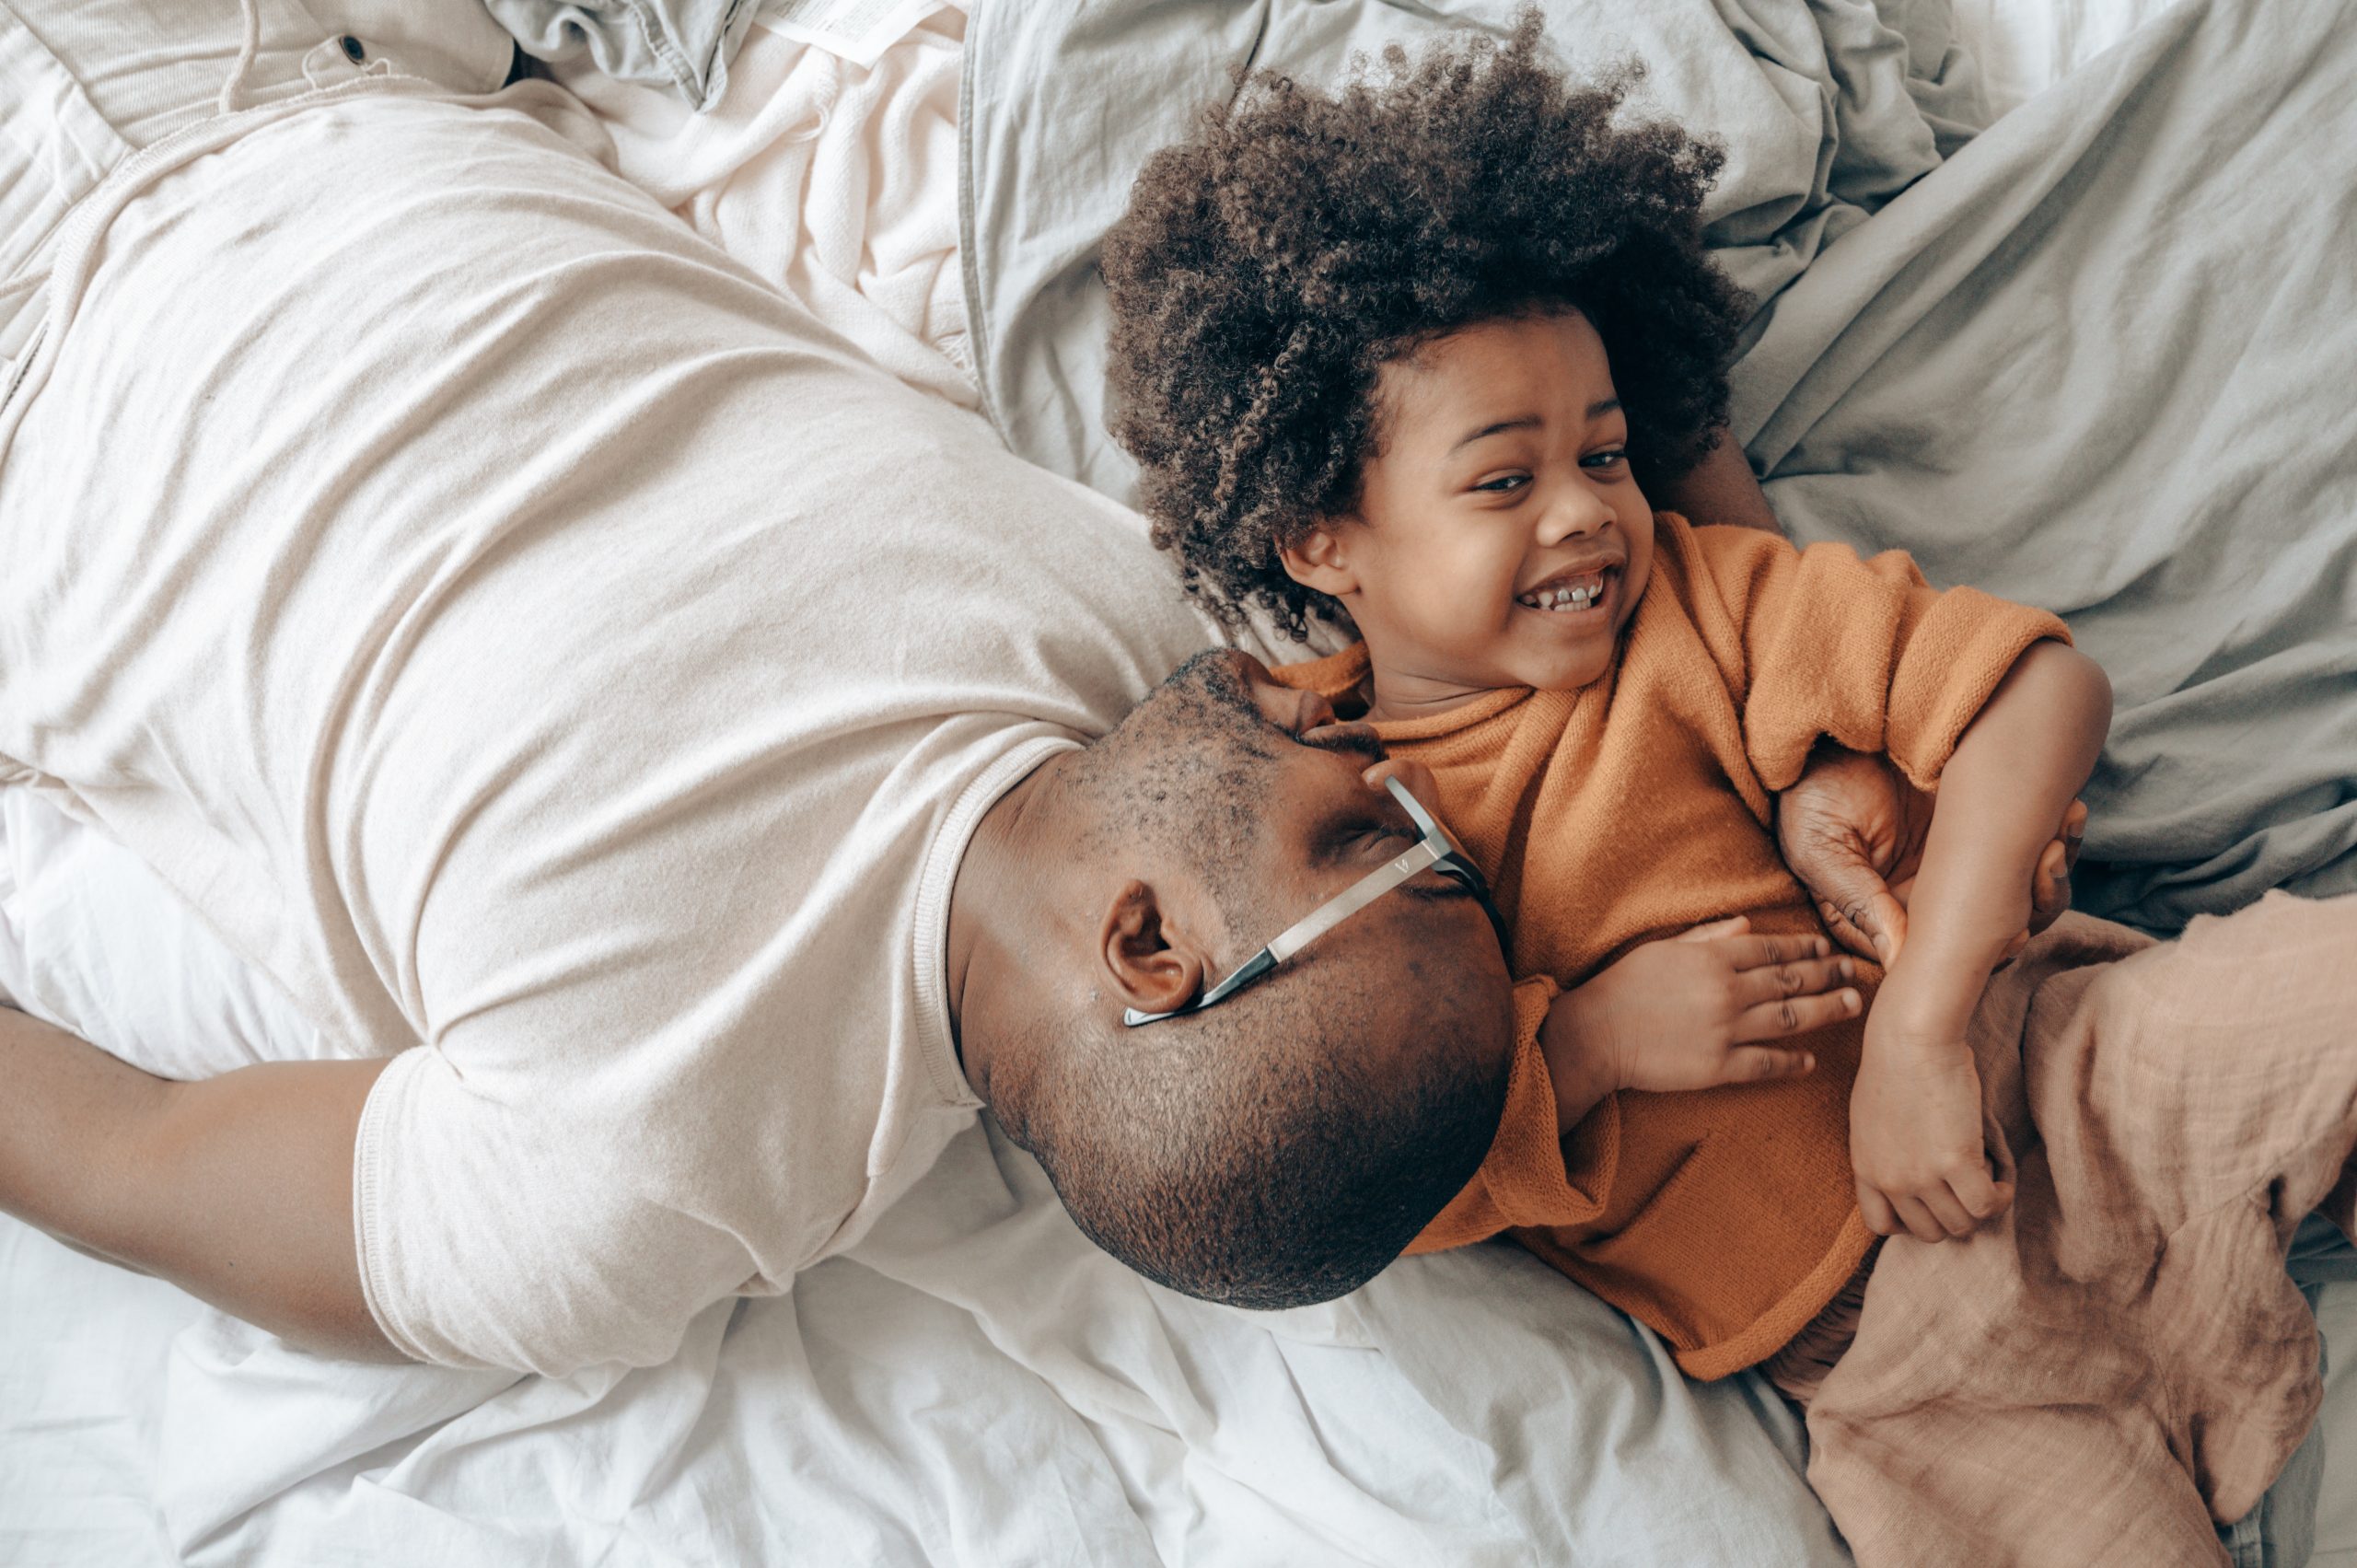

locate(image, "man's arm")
[[1655, 434, 1782, 533], [0, 1005, 404, 1360]]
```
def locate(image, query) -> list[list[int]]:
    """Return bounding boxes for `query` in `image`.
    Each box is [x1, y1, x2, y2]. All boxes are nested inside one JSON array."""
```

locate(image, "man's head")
[[956, 650, 1515, 1308]]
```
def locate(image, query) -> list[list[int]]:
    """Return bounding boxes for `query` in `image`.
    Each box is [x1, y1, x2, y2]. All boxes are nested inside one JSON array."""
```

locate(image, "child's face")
[[1283, 310, 1655, 703]]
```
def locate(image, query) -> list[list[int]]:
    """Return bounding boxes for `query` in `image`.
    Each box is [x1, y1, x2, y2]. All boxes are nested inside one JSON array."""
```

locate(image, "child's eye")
[[1471, 473, 1529, 494], [1582, 448, 1629, 472]]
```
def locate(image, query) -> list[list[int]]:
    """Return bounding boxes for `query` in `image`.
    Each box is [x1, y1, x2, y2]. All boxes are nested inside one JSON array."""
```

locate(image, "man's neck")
[[943, 749, 1075, 1098]]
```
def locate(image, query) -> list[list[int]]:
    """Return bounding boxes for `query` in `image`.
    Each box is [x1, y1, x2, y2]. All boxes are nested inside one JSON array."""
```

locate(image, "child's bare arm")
[[1851, 641, 2112, 1242]]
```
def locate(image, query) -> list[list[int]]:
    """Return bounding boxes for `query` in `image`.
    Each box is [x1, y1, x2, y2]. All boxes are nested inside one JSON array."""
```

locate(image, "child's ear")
[[1279, 523, 1360, 598]]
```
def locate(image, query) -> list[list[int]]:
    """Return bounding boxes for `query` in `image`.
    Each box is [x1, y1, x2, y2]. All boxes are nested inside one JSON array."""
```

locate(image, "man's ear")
[[1099, 879, 1209, 1016], [1279, 523, 1360, 598]]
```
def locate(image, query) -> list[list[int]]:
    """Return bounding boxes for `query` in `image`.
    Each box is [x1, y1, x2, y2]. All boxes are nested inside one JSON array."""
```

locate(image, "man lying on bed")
[[0, 10, 2005, 1384], [1081, 25, 2357, 1566]]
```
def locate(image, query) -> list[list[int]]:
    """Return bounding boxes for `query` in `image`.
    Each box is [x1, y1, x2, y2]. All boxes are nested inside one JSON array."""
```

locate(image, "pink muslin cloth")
[[1772, 896, 2357, 1567]]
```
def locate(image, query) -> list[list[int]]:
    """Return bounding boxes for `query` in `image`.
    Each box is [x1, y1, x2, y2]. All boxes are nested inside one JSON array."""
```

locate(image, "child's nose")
[[1534, 482, 1613, 545]]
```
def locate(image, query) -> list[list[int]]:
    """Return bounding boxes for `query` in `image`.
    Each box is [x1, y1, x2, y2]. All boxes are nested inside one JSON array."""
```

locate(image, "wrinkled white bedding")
[[6, 2, 2354, 1565], [551, 2, 979, 411], [1949, 0, 2193, 113]]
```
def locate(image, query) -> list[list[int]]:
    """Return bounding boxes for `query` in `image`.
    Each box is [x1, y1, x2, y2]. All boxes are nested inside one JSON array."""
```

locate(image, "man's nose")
[[1534, 481, 1612, 546]]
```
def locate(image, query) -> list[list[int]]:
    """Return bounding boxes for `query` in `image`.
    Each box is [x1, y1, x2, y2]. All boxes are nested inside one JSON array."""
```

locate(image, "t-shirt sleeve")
[[1408, 975, 1619, 1253], [343, 744, 846, 1377], [354, 1044, 753, 1375], [1688, 525, 2073, 794]]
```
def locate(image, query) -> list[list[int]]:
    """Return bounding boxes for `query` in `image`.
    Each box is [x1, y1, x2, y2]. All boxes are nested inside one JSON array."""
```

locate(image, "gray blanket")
[[963, 0, 2357, 934]]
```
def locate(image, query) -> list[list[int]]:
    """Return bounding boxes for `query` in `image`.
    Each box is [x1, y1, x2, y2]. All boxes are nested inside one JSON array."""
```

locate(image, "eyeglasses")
[[1122, 775, 1511, 1028]]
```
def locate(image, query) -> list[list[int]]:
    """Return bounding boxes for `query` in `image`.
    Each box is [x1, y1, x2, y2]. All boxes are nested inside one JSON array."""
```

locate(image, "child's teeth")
[[1519, 577, 1606, 610]]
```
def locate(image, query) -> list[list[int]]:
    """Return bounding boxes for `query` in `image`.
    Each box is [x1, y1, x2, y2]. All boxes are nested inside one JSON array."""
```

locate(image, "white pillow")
[[0, 786, 332, 1078], [1948, 0, 2195, 116]]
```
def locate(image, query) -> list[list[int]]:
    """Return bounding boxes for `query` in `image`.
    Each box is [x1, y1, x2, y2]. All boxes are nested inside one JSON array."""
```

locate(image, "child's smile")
[[1514, 566, 1614, 615], [1279, 308, 1656, 720]]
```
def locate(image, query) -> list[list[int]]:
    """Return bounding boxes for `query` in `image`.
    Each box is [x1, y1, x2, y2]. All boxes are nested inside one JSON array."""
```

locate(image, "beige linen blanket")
[[1771, 894, 2357, 1565]]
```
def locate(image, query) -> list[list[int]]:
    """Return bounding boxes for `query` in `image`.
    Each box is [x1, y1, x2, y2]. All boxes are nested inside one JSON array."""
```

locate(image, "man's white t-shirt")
[[0, 83, 1225, 1374]]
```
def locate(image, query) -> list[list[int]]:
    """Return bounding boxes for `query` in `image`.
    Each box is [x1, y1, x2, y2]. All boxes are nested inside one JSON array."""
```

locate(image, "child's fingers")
[[1731, 987, 1862, 1041], [1892, 1195, 1951, 1245], [1858, 1183, 1900, 1238], [1720, 1045, 1817, 1083], [1673, 915, 1750, 944], [1732, 955, 1854, 1009], [1721, 932, 1832, 971], [1920, 1186, 1978, 1238], [1948, 1164, 2011, 1222]]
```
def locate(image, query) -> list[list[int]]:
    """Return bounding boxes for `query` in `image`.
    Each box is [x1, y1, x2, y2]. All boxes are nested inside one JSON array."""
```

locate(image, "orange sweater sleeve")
[[1407, 976, 1619, 1253], [1686, 523, 2073, 794]]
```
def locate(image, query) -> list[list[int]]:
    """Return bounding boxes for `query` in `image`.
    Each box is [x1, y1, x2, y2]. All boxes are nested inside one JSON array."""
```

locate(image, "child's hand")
[[1849, 1027, 2012, 1242], [1540, 918, 1859, 1122]]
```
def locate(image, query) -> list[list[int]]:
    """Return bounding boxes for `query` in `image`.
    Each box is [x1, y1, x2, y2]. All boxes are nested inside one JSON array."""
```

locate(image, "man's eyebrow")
[[1295, 723, 1385, 764]]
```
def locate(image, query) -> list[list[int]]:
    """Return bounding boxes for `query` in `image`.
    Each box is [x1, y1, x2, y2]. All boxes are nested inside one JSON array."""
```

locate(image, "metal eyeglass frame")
[[1122, 775, 1510, 1028]]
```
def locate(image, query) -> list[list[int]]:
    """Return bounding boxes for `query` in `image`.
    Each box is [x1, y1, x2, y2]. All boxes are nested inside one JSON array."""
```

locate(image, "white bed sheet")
[[6, 1, 2351, 1563], [1, 1156, 1850, 1567], [549, 2, 980, 412], [1948, 0, 2197, 115]]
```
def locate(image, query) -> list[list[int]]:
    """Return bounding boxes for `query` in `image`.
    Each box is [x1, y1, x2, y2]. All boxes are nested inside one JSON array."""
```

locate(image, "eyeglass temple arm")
[[1121, 947, 1278, 1027], [1120, 841, 1444, 1027]]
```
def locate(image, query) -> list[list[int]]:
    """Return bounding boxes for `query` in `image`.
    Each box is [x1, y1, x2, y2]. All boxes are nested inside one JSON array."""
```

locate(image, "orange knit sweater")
[[1275, 515, 2069, 1378]]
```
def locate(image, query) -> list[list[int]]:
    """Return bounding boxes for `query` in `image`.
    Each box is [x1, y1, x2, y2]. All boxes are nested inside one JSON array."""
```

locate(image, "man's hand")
[[1849, 1020, 2011, 1242], [1538, 918, 1857, 1129], [1777, 746, 2084, 968]]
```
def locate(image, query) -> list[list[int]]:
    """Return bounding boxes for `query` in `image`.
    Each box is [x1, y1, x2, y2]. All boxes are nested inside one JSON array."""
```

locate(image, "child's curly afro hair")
[[1102, 15, 1753, 640]]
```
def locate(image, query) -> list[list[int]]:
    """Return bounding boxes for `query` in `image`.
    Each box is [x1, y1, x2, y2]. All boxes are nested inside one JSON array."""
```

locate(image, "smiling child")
[[1103, 4, 2130, 1360]]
